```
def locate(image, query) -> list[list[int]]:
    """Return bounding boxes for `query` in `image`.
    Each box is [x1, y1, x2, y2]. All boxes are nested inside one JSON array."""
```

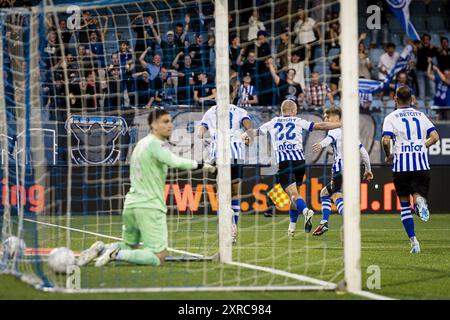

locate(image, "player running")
[[243, 100, 341, 237], [198, 103, 253, 244], [382, 86, 439, 254], [311, 107, 373, 236], [78, 109, 215, 267]]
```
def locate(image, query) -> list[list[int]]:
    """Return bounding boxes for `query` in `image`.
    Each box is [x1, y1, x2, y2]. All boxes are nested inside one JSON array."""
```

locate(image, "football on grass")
[[2, 236, 26, 260], [48, 247, 76, 274]]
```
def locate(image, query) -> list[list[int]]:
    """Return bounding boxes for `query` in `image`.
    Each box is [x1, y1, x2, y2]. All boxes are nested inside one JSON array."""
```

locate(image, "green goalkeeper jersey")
[[124, 134, 197, 212]]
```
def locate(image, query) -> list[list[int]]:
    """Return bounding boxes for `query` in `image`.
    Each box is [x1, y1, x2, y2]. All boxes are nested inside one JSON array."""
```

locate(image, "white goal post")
[[340, 0, 362, 292], [215, 0, 233, 263]]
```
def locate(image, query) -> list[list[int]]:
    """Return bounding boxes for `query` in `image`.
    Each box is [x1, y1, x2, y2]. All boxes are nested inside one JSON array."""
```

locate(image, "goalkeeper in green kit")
[[78, 109, 215, 267]]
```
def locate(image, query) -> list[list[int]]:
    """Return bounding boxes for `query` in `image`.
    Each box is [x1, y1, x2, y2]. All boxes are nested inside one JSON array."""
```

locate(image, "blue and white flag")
[[385, 0, 420, 41], [358, 45, 413, 93]]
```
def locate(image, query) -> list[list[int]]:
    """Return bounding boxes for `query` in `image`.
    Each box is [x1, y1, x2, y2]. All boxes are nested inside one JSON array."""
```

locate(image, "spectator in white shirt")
[[378, 43, 399, 81], [288, 51, 306, 90], [293, 8, 319, 45], [247, 10, 266, 41], [293, 8, 321, 72]]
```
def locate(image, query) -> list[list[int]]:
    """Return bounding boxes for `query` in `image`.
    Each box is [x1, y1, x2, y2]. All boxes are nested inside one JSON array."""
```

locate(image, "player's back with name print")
[[383, 107, 436, 172], [260, 116, 314, 164]]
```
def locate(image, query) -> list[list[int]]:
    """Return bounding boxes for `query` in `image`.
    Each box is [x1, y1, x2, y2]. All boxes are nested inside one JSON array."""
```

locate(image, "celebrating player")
[[198, 102, 253, 244], [243, 100, 341, 237], [78, 109, 215, 267], [311, 107, 373, 236], [382, 86, 439, 253]]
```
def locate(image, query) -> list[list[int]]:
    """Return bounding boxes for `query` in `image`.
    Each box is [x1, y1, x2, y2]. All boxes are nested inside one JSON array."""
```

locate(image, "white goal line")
[[22, 218, 395, 300]]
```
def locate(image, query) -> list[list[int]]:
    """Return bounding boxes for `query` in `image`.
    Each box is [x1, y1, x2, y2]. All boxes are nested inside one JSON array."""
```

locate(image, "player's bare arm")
[[312, 121, 341, 131], [312, 135, 334, 153], [425, 130, 440, 148], [360, 145, 373, 182], [382, 135, 393, 164], [198, 125, 208, 139]]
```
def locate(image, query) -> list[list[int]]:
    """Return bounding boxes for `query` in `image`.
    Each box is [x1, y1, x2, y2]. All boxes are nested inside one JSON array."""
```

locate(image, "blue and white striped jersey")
[[237, 84, 256, 108], [319, 128, 370, 174], [327, 128, 343, 174], [382, 107, 436, 172], [200, 104, 251, 161], [258, 116, 314, 164]]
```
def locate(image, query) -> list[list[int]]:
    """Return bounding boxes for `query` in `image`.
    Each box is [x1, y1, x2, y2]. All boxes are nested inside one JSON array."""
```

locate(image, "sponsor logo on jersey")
[[401, 142, 423, 153]]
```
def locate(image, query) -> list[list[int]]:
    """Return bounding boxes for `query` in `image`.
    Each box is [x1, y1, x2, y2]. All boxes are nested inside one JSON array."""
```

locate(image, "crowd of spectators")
[[36, 1, 450, 123]]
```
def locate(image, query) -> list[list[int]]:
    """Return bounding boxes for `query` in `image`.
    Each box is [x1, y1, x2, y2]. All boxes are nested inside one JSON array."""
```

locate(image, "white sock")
[[302, 208, 309, 216], [410, 236, 418, 244], [289, 222, 297, 230], [320, 219, 328, 224]]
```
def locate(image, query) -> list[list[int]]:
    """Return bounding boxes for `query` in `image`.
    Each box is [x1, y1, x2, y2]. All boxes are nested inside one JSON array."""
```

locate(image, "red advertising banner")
[[1, 165, 449, 215]]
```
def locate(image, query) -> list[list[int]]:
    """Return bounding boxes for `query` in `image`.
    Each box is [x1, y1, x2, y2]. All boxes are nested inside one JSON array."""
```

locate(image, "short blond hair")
[[281, 100, 297, 115]]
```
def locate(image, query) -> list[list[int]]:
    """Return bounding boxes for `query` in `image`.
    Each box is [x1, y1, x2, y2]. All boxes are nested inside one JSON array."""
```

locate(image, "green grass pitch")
[[1, 213, 449, 300]]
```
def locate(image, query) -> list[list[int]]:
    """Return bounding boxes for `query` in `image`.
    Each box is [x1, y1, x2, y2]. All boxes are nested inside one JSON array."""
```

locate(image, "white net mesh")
[[0, 0, 353, 292]]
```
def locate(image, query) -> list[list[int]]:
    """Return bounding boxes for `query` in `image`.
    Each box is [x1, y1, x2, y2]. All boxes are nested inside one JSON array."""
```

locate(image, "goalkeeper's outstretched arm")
[[153, 141, 198, 170], [153, 141, 214, 173]]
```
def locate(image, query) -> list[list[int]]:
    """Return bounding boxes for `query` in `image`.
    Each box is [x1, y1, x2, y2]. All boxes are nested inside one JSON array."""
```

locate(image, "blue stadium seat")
[[304, 65, 311, 81], [314, 47, 323, 60], [411, 16, 427, 31], [428, 16, 446, 32], [371, 99, 383, 110], [415, 99, 426, 109], [386, 100, 396, 110], [431, 33, 441, 47], [369, 48, 384, 67], [313, 63, 325, 75], [429, 0, 446, 14], [324, 100, 333, 109], [391, 33, 402, 47], [328, 47, 340, 59], [410, 1, 428, 13], [387, 15, 403, 33]]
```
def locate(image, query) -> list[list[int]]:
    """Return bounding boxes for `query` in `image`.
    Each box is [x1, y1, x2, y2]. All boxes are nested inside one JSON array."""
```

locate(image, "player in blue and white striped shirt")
[[311, 107, 373, 236], [243, 100, 341, 237], [382, 86, 440, 254], [198, 103, 253, 244]]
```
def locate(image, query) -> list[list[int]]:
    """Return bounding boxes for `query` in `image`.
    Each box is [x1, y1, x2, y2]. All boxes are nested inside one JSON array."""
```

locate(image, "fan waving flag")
[[359, 45, 413, 93], [357, 1, 418, 94], [385, 0, 420, 41]]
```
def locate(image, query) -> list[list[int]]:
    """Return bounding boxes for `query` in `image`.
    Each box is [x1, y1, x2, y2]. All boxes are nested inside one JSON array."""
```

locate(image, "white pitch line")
[[226, 261, 337, 288], [43, 285, 333, 294], [23, 218, 205, 258], [351, 290, 396, 300], [23, 218, 396, 300]]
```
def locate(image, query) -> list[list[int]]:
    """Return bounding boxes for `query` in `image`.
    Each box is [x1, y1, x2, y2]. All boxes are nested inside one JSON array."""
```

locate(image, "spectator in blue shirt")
[[428, 57, 450, 120], [139, 50, 162, 80]]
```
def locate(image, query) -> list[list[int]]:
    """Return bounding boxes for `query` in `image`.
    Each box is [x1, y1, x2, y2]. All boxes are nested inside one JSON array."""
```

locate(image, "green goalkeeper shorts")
[[122, 207, 168, 253]]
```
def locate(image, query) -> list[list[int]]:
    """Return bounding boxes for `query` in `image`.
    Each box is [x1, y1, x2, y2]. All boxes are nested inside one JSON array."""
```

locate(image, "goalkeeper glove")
[[197, 163, 216, 174]]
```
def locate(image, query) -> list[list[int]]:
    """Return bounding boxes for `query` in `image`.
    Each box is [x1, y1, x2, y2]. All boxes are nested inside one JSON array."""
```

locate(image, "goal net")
[[0, 0, 363, 293]]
